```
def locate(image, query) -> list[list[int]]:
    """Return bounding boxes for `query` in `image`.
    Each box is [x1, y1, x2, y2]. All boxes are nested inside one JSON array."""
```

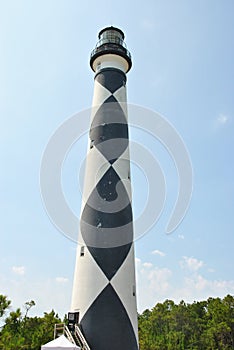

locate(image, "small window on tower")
[[80, 246, 85, 257], [133, 285, 136, 297]]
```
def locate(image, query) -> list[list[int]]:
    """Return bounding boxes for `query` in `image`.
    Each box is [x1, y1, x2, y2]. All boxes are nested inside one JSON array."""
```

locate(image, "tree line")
[[138, 295, 234, 349], [0, 294, 234, 349], [0, 295, 62, 349]]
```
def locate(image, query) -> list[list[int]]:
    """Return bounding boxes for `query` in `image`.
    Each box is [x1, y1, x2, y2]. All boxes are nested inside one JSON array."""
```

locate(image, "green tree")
[[0, 297, 62, 350], [0, 295, 11, 318], [0, 308, 25, 350], [1, 294, 234, 349], [201, 296, 234, 349], [30, 310, 62, 349], [138, 295, 234, 350]]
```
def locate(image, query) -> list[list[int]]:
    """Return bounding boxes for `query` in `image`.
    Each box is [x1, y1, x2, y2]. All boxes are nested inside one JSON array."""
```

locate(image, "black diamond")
[[81, 284, 138, 350], [96, 69, 126, 93]]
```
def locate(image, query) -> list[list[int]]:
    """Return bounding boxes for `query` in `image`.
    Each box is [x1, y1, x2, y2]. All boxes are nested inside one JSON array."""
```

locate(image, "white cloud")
[[143, 262, 153, 268], [207, 268, 215, 273], [0, 272, 72, 317], [12, 266, 25, 276], [140, 19, 155, 31], [148, 267, 172, 294], [180, 256, 204, 271], [178, 234, 184, 240], [152, 249, 165, 257], [217, 114, 229, 124], [135, 257, 141, 264], [214, 113, 231, 129], [172, 274, 234, 303], [55, 277, 69, 283], [136, 259, 172, 311], [135, 257, 234, 312]]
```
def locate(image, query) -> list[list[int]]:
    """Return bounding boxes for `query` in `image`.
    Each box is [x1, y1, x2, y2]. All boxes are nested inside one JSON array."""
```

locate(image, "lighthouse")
[[71, 27, 138, 350]]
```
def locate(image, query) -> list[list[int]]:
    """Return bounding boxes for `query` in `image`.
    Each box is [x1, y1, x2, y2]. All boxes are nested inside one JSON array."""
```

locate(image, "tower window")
[[133, 285, 136, 297], [90, 140, 94, 149], [80, 246, 85, 257]]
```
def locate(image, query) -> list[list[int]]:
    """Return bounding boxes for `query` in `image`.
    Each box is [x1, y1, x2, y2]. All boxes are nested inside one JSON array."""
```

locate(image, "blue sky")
[[1, 0, 233, 317]]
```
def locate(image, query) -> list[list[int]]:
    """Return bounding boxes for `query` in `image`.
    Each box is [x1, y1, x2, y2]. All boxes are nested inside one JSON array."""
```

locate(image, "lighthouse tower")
[[71, 27, 138, 350]]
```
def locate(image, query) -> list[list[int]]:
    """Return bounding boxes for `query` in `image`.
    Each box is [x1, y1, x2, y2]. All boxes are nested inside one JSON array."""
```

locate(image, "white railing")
[[74, 324, 91, 350], [54, 323, 76, 344], [54, 323, 91, 350]]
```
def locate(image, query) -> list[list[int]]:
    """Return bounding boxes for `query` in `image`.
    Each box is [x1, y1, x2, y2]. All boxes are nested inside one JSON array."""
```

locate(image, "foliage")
[[0, 295, 11, 318], [0, 294, 233, 349], [138, 295, 234, 350], [0, 296, 62, 350]]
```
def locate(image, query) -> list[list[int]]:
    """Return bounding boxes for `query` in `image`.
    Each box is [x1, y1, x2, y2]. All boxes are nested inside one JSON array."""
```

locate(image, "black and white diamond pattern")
[[71, 68, 138, 350]]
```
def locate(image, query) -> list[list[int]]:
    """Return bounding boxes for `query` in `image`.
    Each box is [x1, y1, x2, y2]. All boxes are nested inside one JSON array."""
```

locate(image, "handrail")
[[90, 44, 131, 60], [64, 325, 76, 345], [54, 323, 91, 350], [74, 324, 91, 350], [95, 37, 127, 49], [54, 323, 76, 345]]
